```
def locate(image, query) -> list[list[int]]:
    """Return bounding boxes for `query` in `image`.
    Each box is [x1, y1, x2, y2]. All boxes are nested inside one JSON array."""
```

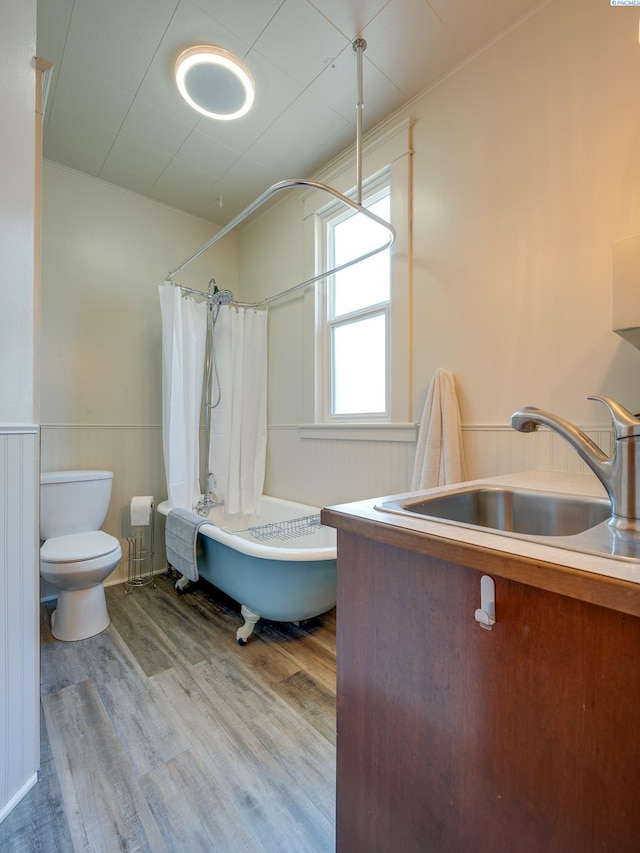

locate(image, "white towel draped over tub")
[[411, 368, 466, 490]]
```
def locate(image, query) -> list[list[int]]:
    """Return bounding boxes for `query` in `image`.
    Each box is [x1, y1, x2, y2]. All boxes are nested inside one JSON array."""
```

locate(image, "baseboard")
[[0, 772, 38, 824]]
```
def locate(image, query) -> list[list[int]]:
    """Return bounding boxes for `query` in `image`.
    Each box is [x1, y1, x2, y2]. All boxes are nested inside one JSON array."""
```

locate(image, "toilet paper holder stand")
[[126, 498, 156, 593]]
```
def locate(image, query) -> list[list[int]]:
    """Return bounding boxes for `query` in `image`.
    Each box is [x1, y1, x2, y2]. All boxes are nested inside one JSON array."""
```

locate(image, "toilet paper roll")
[[130, 496, 154, 527]]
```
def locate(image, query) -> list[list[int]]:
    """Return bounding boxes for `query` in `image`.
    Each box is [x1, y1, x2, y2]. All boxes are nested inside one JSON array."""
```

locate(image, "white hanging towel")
[[411, 368, 466, 490]]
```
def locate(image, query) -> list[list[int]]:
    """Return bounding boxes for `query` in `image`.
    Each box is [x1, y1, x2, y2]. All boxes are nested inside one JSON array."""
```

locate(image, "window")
[[301, 118, 412, 438], [319, 179, 391, 421]]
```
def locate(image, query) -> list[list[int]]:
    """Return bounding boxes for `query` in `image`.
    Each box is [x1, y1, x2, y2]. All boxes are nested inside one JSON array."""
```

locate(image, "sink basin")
[[377, 486, 611, 537]]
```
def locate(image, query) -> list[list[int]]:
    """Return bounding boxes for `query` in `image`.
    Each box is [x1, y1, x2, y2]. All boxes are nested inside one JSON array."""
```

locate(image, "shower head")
[[212, 285, 234, 306]]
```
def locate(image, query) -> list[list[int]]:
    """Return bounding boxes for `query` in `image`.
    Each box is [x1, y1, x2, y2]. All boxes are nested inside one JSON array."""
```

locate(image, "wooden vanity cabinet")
[[334, 530, 640, 853]]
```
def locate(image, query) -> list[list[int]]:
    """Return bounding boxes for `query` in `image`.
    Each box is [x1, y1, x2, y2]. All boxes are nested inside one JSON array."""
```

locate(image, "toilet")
[[40, 470, 122, 642]]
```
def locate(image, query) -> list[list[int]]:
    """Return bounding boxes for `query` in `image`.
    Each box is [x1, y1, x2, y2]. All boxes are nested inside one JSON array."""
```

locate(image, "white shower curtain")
[[209, 305, 268, 517], [158, 281, 207, 509]]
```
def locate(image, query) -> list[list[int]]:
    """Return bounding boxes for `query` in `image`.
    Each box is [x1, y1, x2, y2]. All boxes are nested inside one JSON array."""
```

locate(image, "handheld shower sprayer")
[[197, 278, 234, 515]]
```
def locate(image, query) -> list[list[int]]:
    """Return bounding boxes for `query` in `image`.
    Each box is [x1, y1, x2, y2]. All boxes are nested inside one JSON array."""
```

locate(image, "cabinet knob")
[[475, 575, 496, 630]]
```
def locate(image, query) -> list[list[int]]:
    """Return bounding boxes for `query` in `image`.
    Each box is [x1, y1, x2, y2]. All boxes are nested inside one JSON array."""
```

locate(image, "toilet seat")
[[40, 533, 123, 595], [41, 531, 120, 563]]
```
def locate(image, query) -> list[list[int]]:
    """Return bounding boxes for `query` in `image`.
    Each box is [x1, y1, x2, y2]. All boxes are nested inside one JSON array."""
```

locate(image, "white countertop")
[[326, 470, 640, 588]]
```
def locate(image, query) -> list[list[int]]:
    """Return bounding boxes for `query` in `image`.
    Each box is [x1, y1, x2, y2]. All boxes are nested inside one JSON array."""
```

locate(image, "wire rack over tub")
[[239, 514, 324, 541]]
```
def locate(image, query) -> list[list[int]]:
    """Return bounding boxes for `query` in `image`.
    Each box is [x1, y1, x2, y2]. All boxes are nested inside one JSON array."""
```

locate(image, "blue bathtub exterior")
[[197, 534, 337, 623]]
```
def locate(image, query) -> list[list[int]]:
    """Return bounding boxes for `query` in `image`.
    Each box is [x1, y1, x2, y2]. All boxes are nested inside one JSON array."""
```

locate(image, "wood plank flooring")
[[0, 572, 336, 852]]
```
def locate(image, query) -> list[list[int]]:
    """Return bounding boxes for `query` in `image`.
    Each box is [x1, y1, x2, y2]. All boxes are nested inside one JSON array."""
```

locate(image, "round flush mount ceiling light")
[[175, 45, 255, 120]]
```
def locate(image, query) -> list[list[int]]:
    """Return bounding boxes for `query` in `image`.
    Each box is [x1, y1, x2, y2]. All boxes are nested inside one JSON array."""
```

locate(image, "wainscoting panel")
[[265, 425, 417, 508], [40, 425, 168, 586], [0, 426, 39, 823], [462, 425, 614, 481], [265, 424, 614, 508]]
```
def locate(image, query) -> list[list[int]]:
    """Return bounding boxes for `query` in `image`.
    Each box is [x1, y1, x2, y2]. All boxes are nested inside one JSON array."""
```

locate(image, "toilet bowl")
[[40, 530, 122, 641], [40, 470, 122, 641]]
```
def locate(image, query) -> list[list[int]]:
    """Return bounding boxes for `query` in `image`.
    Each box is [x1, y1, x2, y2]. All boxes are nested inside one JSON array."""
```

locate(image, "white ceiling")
[[37, 0, 544, 226]]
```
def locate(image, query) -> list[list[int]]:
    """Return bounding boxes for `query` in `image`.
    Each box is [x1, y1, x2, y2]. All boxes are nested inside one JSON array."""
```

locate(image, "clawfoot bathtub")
[[158, 496, 337, 643]]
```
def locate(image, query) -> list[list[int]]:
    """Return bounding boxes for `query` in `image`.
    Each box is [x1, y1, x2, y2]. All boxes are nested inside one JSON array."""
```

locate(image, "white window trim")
[[299, 118, 413, 438], [317, 175, 392, 422], [298, 421, 417, 442]]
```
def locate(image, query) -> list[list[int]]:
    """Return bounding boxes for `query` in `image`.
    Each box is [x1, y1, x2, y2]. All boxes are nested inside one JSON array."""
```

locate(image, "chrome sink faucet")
[[511, 396, 640, 532]]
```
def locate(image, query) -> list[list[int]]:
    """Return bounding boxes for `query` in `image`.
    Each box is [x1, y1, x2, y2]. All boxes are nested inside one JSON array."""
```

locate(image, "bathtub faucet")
[[511, 396, 640, 532], [195, 494, 224, 516], [195, 471, 224, 515]]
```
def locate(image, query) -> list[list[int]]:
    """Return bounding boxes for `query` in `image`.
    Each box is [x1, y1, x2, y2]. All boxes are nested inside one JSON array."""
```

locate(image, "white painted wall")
[[409, 0, 640, 423], [40, 163, 238, 582], [0, 0, 40, 823], [41, 163, 238, 426], [1, 2, 37, 422], [238, 0, 640, 507]]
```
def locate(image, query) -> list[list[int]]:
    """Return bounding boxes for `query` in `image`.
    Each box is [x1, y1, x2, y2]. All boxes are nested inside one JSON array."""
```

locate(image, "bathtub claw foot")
[[175, 574, 190, 593], [236, 605, 260, 644]]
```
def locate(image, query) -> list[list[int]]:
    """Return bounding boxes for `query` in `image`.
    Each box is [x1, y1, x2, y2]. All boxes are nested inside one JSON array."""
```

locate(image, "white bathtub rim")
[[157, 496, 336, 562]]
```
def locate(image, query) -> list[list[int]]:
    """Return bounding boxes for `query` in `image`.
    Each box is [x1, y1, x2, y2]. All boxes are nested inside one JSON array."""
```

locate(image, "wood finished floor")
[[0, 572, 336, 852]]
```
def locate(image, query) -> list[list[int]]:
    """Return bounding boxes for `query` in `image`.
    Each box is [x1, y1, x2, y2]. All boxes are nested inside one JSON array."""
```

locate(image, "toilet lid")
[[41, 531, 120, 563]]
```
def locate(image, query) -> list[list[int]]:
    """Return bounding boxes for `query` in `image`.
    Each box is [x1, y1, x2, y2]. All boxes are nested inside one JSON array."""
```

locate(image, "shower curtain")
[[158, 281, 207, 509], [209, 305, 268, 516]]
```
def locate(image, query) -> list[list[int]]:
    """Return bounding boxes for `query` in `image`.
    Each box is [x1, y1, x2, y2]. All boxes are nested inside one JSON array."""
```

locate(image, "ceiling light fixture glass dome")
[[175, 45, 255, 121]]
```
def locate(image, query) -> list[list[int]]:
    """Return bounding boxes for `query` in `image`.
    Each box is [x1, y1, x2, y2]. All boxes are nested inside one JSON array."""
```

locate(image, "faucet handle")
[[588, 396, 640, 438]]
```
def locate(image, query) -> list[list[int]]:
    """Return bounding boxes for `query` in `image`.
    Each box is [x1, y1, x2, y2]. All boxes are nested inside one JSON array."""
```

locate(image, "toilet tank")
[[40, 470, 114, 540]]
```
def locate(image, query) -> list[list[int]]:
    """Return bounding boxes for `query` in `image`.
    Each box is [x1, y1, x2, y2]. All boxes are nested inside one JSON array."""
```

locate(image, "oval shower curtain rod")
[[165, 39, 396, 309]]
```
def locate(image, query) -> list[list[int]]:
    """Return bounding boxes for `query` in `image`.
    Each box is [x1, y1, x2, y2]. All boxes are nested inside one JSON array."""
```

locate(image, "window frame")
[[298, 118, 413, 439], [319, 175, 392, 422]]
